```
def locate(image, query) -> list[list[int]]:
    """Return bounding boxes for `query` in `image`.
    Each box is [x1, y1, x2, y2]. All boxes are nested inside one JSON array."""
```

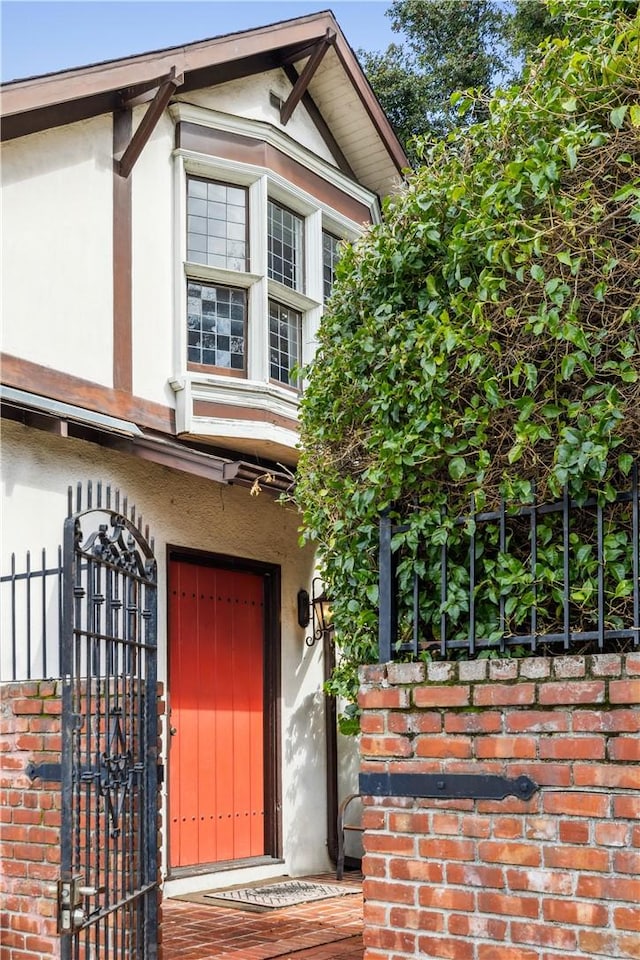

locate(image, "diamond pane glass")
[[187, 178, 248, 271], [187, 281, 246, 371], [268, 201, 303, 291], [268, 300, 301, 386]]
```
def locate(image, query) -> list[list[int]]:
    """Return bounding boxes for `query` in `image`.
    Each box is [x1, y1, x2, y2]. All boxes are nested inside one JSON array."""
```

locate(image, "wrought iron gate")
[[58, 483, 159, 960]]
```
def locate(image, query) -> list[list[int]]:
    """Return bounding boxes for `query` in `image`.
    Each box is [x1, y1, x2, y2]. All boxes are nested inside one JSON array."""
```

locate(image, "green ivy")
[[296, 0, 640, 718]]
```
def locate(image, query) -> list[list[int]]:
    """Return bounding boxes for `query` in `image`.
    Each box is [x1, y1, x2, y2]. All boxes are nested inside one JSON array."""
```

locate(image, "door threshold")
[[163, 858, 286, 898]]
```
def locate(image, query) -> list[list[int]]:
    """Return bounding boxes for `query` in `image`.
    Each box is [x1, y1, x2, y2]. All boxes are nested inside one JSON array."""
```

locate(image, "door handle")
[[170, 727, 177, 737]]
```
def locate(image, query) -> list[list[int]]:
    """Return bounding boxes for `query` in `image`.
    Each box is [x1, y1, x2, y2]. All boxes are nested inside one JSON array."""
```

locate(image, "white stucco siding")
[[0, 117, 114, 385], [131, 109, 177, 406], [177, 71, 337, 165], [0, 420, 328, 879]]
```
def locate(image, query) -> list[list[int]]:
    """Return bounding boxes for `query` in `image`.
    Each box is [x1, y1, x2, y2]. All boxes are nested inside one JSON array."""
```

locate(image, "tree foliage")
[[360, 0, 565, 157], [297, 0, 640, 717]]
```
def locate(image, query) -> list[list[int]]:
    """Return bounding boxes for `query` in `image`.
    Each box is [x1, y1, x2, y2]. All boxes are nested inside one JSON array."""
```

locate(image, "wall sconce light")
[[297, 578, 334, 647]]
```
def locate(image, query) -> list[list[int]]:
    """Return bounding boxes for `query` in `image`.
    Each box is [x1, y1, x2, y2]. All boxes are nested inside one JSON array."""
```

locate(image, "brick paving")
[[161, 873, 363, 960]]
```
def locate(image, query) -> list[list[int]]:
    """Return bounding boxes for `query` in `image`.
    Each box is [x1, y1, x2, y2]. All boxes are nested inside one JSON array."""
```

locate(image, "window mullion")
[[248, 176, 268, 382]]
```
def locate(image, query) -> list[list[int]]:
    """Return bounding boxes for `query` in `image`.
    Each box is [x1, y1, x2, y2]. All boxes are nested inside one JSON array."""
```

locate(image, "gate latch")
[[48, 877, 101, 933]]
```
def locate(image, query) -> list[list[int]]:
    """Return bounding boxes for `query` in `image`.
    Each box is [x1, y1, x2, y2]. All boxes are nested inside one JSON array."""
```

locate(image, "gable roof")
[[0, 10, 408, 197]]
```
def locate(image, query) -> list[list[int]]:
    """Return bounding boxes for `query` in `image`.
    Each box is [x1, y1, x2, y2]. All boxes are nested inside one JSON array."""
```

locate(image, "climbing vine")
[[296, 0, 640, 719]]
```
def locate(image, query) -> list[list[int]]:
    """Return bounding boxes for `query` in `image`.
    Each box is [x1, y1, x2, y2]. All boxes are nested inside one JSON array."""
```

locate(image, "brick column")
[[358, 653, 640, 960], [0, 681, 62, 960]]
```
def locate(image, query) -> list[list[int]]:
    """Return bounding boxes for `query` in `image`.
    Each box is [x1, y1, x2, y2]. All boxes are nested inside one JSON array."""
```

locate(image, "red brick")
[[478, 946, 538, 960], [538, 680, 605, 704], [595, 822, 630, 846], [418, 935, 474, 960], [578, 930, 625, 958], [359, 713, 385, 734], [544, 898, 608, 926], [613, 850, 640, 875], [477, 841, 540, 867], [363, 833, 415, 856], [473, 684, 535, 706], [418, 837, 475, 861], [506, 867, 573, 895], [539, 735, 605, 760], [415, 736, 472, 758], [360, 735, 413, 758], [413, 685, 470, 708], [626, 653, 640, 674], [447, 863, 505, 889], [476, 736, 536, 759], [544, 845, 610, 871], [431, 812, 461, 835], [609, 737, 640, 761], [577, 874, 640, 903], [477, 890, 539, 918], [610, 679, 640, 704], [511, 920, 578, 951], [574, 762, 640, 790], [615, 907, 640, 932], [362, 809, 386, 830], [573, 709, 640, 732], [419, 886, 475, 911], [363, 878, 416, 905], [488, 819, 524, 841], [389, 811, 429, 834], [461, 816, 492, 838], [507, 713, 569, 736], [559, 820, 590, 844], [388, 712, 442, 734], [445, 712, 502, 734], [361, 855, 386, 878], [363, 926, 415, 953], [509, 761, 571, 787], [389, 906, 443, 931], [448, 915, 507, 939], [543, 792, 610, 818], [389, 857, 444, 883], [615, 796, 640, 819]]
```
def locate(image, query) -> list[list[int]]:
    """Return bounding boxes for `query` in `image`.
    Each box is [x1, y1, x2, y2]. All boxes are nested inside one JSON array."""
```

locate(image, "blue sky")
[[0, 1, 398, 82]]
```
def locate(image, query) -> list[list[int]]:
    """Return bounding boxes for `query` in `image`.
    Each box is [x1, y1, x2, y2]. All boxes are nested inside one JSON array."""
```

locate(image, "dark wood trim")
[[166, 548, 282, 863], [178, 122, 370, 224], [192, 398, 299, 433], [280, 31, 334, 126], [117, 67, 184, 178], [187, 362, 246, 379], [0, 352, 174, 433], [113, 108, 133, 393]]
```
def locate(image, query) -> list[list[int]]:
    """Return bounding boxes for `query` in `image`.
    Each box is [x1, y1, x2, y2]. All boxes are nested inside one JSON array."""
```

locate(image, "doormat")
[[203, 879, 360, 911]]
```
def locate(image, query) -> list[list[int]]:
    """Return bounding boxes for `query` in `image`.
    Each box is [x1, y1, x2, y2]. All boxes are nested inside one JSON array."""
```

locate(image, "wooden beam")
[[116, 66, 183, 178], [280, 30, 335, 126]]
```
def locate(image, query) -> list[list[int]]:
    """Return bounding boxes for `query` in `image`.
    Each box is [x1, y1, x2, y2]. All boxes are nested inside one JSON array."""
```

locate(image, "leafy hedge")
[[296, 0, 640, 714]]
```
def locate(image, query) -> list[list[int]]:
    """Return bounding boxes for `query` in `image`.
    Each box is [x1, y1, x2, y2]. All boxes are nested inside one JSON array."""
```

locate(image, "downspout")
[[324, 631, 339, 865]]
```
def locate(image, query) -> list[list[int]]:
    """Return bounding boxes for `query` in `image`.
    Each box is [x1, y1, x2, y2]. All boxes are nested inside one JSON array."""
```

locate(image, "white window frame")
[[173, 149, 362, 401]]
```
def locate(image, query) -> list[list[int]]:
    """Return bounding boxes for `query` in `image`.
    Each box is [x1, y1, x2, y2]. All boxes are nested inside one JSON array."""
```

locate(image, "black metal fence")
[[379, 467, 639, 662], [1, 548, 63, 681]]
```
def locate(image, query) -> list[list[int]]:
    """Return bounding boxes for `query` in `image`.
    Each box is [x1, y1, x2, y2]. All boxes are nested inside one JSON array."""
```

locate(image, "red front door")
[[168, 559, 265, 869]]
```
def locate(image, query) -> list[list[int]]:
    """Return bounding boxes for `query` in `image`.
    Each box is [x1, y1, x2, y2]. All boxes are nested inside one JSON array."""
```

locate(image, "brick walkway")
[[161, 874, 363, 960]]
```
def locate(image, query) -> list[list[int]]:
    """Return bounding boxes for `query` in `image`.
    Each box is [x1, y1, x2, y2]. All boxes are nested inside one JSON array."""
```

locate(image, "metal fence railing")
[[1, 547, 63, 681], [379, 467, 639, 662]]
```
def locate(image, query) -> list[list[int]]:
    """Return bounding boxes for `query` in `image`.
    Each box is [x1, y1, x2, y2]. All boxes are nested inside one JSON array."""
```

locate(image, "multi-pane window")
[[322, 232, 341, 301], [187, 178, 248, 271], [187, 281, 246, 371], [268, 200, 303, 291], [269, 300, 301, 387]]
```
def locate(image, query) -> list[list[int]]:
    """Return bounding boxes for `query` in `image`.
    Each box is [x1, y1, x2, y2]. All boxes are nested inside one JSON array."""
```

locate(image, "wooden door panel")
[[169, 560, 265, 868]]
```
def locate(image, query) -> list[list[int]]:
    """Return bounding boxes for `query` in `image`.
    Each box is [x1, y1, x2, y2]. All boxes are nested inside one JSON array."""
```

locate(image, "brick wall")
[[1, 681, 165, 960], [358, 653, 640, 960], [0, 681, 62, 960]]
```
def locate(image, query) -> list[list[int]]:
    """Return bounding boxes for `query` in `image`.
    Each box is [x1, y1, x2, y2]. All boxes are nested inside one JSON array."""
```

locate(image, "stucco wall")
[[0, 419, 328, 880], [1, 117, 114, 385]]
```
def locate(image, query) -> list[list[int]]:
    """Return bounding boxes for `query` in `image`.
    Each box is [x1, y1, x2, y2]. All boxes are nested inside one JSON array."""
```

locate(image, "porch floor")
[[161, 873, 364, 960]]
